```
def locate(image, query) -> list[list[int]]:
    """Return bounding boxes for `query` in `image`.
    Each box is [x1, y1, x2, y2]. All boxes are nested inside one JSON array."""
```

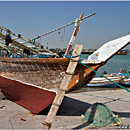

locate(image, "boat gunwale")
[[0, 57, 70, 64]]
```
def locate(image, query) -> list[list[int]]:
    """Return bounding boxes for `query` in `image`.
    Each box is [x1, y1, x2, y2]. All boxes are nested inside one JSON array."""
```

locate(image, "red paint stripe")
[[0, 76, 56, 114], [73, 27, 79, 37], [65, 12, 84, 55], [73, 12, 84, 37], [66, 44, 72, 54]]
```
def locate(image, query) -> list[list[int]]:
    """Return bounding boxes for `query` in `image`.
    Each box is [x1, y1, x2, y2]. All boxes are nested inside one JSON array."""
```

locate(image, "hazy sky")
[[0, 1, 130, 49]]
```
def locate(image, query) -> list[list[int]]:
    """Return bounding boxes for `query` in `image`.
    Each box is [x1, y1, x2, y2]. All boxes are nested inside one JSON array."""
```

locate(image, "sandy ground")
[[0, 88, 130, 130]]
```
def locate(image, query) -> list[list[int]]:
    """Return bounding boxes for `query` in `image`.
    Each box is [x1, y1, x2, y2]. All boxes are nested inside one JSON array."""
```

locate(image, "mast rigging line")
[[0, 12, 95, 57], [0, 13, 95, 44], [33, 13, 95, 41]]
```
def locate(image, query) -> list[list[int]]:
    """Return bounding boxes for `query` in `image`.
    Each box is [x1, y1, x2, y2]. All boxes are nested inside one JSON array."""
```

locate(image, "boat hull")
[[87, 77, 121, 88], [0, 57, 101, 91], [0, 57, 73, 90], [0, 75, 56, 114], [0, 57, 101, 113]]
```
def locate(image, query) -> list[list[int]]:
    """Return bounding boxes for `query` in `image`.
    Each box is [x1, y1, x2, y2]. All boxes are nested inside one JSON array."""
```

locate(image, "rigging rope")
[[0, 13, 95, 57], [79, 60, 130, 93], [33, 13, 95, 40], [68, 52, 130, 93]]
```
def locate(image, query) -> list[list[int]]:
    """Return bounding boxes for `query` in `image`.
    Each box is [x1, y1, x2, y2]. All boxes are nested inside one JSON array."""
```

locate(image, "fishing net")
[[81, 102, 122, 128]]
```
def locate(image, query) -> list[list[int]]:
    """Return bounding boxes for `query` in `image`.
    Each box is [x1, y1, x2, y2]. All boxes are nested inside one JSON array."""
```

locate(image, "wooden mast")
[[65, 12, 84, 56]]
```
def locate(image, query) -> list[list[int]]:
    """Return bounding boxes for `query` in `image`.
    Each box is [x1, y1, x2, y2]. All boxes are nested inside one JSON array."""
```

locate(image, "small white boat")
[[87, 76, 130, 88], [87, 76, 121, 88]]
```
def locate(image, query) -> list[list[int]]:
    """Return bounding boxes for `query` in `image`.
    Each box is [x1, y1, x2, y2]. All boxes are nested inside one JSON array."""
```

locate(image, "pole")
[[42, 44, 83, 129], [65, 12, 84, 56]]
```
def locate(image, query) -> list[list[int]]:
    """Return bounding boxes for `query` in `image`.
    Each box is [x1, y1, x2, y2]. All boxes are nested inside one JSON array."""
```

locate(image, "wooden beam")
[[42, 44, 83, 129], [0, 26, 29, 42], [0, 32, 38, 54]]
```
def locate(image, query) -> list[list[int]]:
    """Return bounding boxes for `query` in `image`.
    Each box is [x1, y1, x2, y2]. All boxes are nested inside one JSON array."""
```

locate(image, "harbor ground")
[[0, 88, 130, 130]]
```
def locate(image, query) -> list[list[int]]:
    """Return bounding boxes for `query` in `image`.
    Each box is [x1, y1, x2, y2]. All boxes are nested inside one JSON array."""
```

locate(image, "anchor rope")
[[69, 52, 130, 93]]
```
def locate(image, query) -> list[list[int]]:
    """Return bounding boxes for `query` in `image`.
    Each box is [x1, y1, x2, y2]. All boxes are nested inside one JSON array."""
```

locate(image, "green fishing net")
[[81, 102, 121, 127]]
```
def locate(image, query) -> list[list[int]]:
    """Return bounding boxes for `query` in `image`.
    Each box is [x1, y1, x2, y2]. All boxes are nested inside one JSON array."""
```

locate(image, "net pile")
[[81, 102, 122, 127]]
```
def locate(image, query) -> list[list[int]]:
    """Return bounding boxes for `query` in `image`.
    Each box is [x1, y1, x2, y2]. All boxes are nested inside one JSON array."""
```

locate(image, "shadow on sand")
[[38, 95, 130, 130], [39, 96, 91, 116]]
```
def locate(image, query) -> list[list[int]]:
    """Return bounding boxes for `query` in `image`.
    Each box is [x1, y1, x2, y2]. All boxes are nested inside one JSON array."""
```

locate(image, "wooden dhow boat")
[[0, 12, 130, 114]]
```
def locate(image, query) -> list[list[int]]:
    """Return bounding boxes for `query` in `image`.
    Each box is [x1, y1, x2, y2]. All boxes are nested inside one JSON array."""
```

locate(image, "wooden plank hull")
[[0, 57, 101, 113], [0, 57, 87, 91], [66, 64, 100, 92], [0, 57, 101, 91]]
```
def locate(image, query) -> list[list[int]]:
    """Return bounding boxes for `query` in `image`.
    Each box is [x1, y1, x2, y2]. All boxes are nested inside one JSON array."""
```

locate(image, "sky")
[[0, 1, 130, 49]]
